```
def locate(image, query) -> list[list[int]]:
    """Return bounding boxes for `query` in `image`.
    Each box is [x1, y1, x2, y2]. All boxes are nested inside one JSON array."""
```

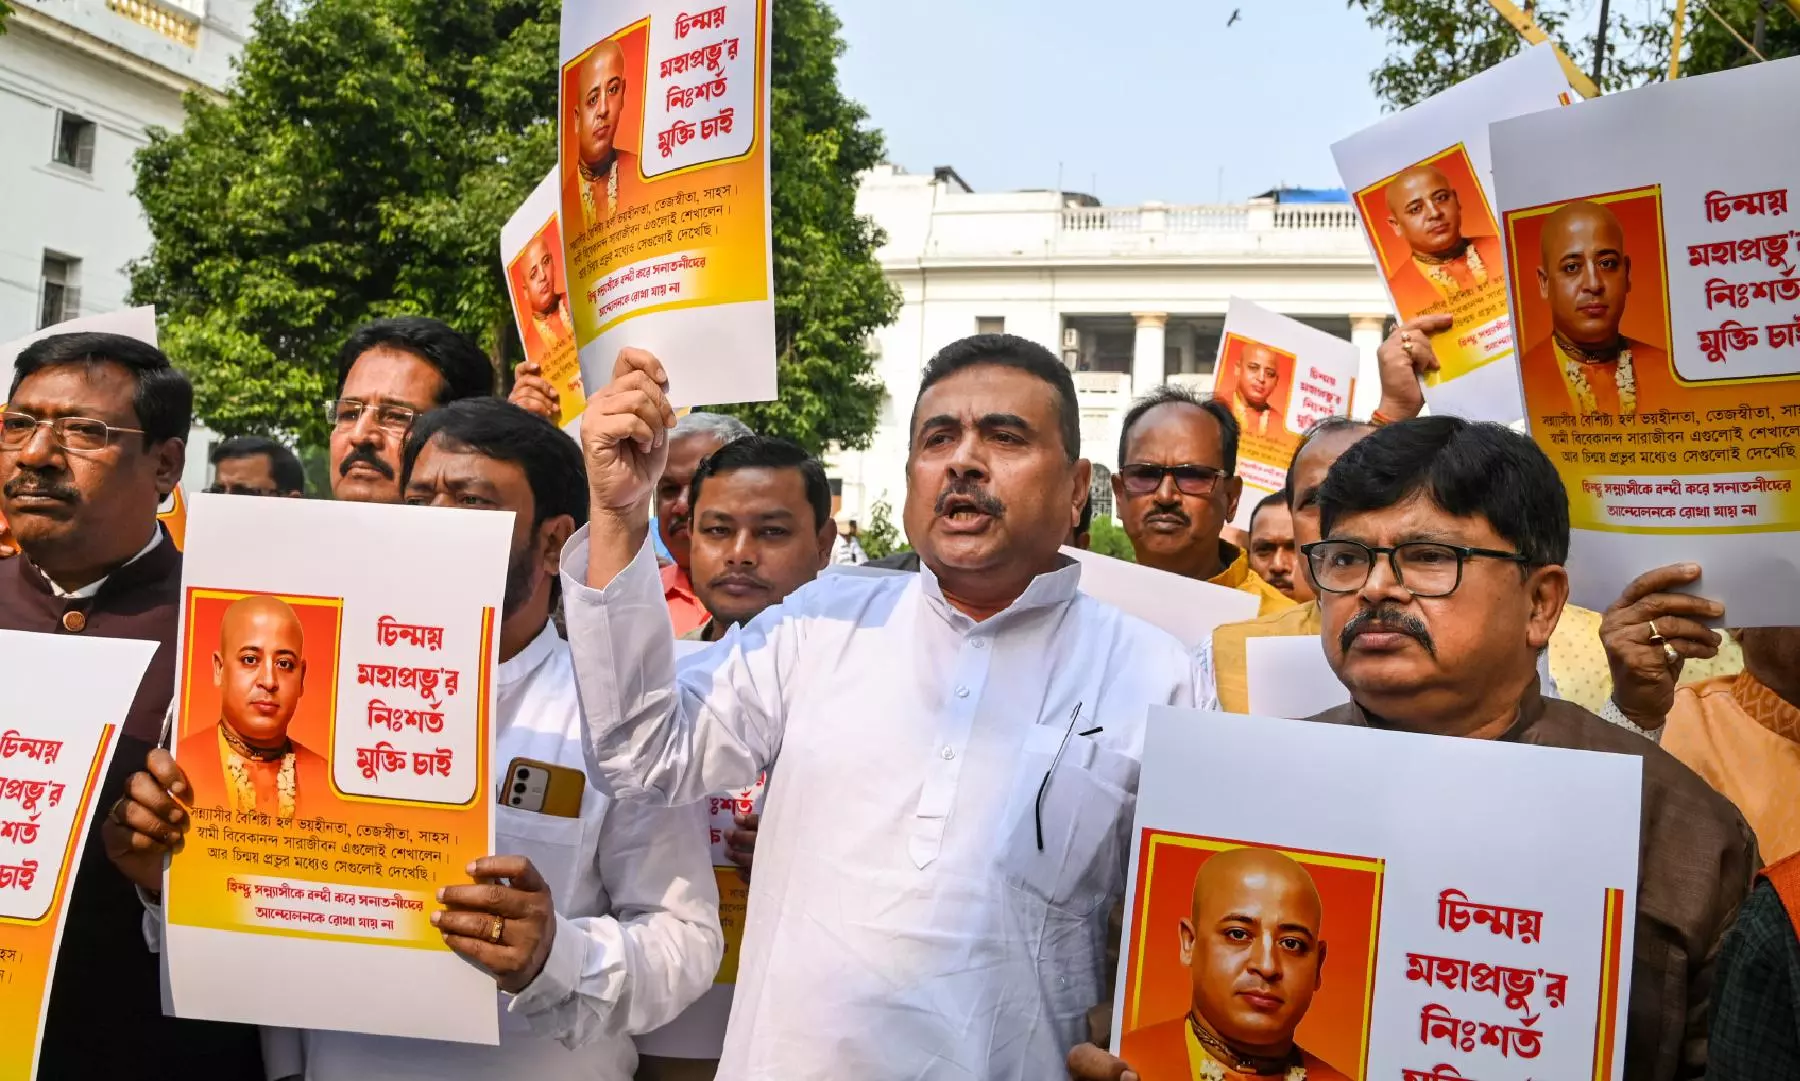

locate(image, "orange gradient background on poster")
[[507, 215, 570, 360], [558, 3, 771, 339], [168, 589, 494, 950], [1354, 143, 1499, 283], [0, 729, 114, 1081], [1121, 829, 1385, 1080]]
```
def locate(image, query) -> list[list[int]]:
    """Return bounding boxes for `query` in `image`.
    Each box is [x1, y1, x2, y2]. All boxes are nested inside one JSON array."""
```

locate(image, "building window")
[[1088, 465, 1114, 520], [39, 254, 81, 329], [975, 316, 1005, 335], [53, 112, 97, 173]]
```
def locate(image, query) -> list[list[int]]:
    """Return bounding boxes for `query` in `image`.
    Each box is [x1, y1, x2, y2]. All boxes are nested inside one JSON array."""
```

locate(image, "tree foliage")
[[857, 497, 907, 560], [1085, 516, 1136, 562], [130, 0, 896, 455]]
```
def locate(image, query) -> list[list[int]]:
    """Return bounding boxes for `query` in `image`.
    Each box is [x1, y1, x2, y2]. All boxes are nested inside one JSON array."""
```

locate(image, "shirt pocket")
[[494, 804, 591, 904], [1001, 729, 1137, 918]]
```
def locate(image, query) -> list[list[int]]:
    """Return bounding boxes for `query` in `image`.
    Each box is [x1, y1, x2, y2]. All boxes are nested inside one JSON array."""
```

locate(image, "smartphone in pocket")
[[500, 757, 585, 818]]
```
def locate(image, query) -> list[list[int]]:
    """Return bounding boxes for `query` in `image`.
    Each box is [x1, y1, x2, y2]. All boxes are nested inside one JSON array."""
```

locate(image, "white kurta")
[[562, 532, 1197, 1080]]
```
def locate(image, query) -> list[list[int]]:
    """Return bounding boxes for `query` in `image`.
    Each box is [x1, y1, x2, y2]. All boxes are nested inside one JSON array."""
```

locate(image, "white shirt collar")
[[914, 554, 1083, 631], [43, 526, 164, 600]]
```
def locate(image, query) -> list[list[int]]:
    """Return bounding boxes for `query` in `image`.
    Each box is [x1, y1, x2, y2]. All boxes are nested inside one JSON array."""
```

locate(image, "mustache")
[[2, 470, 79, 503], [1340, 605, 1436, 656], [1144, 502, 1190, 524], [708, 571, 770, 591], [933, 479, 1005, 518], [338, 446, 394, 480]]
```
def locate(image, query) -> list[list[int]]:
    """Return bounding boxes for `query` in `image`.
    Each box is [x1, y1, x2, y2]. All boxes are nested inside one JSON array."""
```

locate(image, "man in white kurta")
[[564, 337, 1197, 1078]]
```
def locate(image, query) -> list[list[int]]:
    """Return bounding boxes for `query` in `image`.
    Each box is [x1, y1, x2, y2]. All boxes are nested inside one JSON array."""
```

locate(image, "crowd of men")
[[2, 311, 1798, 1081]]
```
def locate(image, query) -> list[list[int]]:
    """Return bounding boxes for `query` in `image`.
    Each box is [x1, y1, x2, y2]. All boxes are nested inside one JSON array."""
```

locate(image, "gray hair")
[[671, 411, 753, 446]]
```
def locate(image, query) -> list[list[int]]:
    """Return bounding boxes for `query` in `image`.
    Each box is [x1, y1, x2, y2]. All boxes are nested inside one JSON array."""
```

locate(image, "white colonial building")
[[0, 0, 251, 342], [830, 163, 1395, 522]]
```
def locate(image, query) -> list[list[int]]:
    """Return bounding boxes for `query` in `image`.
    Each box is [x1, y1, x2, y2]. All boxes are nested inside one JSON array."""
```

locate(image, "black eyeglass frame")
[[1116, 462, 1229, 498], [1300, 539, 1532, 599]]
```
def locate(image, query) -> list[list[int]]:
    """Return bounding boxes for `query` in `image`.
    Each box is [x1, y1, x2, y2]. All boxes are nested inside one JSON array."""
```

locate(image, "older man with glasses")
[[325, 317, 496, 503], [1110, 385, 1292, 616]]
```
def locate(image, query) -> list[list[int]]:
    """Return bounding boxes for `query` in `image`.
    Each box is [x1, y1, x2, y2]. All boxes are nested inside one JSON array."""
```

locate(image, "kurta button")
[[970, 638, 987, 649], [62, 610, 87, 633], [941, 746, 956, 760], [955, 685, 969, 698]]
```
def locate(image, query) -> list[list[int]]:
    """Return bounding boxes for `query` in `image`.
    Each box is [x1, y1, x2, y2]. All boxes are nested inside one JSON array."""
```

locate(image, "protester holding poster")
[[1333, 45, 1573, 423], [0, 323, 266, 1078], [1492, 58, 1800, 627], [559, 0, 776, 408], [504, 170, 588, 429]]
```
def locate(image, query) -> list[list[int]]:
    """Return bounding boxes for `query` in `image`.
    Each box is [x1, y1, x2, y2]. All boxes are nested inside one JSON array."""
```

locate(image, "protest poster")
[[558, 0, 775, 408], [502, 169, 588, 430], [0, 632, 155, 1081], [1245, 635, 1349, 719], [636, 639, 762, 1059], [1114, 709, 1639, 1080], [1333, 46, 1572, 425], [1214, 299, 1359, 528], [1062, 547, 1260, 651], [163, 495, 511, 1043], [1492, 57, 1800, 626]]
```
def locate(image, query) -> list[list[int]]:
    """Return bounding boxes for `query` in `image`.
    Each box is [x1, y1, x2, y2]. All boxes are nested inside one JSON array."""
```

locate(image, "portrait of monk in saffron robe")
[[1381, 163, 1507, 317]]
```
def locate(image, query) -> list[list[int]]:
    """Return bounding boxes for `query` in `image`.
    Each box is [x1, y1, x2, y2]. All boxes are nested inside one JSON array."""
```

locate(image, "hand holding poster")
[[1333, 46, 1573, 424], [0, 632, 155, 1081], [502, 169, 587, 429], [1214, 299, 1360, 528], [164, 495, 511, 1043], [1114, 709, 1639, 1080], [559, 0, 775, 407], [1492, 57, 1800, 625]]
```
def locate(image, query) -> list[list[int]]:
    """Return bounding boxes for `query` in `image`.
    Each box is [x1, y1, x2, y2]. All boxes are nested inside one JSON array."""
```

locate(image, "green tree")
[[857, 497, 908, 560], [1085, 516, 1136, 562], [130, 0, 896, 456]]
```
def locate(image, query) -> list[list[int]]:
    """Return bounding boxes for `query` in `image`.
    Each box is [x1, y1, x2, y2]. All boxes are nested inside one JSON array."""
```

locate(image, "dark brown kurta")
[[0, 528, 263, 1077], [1310, 684, 1759, 1081]]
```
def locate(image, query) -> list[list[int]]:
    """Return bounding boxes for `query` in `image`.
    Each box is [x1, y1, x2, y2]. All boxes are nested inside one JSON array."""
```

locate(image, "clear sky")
[[829, 0, 1393, 205]]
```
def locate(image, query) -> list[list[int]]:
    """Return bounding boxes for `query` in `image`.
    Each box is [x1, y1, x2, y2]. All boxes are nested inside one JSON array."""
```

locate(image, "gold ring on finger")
[[111, 798, 130, 825], [1646, 619, 1664, 642], [488, 916, 505, 944], [1663, 642, 1681, 667]]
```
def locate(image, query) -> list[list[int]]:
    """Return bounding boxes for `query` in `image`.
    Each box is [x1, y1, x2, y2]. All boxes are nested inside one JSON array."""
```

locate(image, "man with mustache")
[[109, 397, 722, 1081], [565, 38, 640, 231], [1519, 199, 1671, 418], [652, 411, 753, 636], [328, 316, 495, 503], [1382, 163, 1506, 317], [1245, 493, 1302, 602], [1305, 416, 1753, 1081], [1112, 385, 1291, 616], [173, 595, 331, 824], [561, 334, 1196, 1078], [1119, 847, 1349, 1080], [0, 332, 263, 1076]]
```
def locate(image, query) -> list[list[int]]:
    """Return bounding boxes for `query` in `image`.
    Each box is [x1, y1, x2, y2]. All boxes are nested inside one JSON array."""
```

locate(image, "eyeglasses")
[[1301, 539, 1531, 599], [0, 412, 145, 453], [204, 484, 283, 497], [324, 399, 418, 435], [1117, 463, 1227, 497]]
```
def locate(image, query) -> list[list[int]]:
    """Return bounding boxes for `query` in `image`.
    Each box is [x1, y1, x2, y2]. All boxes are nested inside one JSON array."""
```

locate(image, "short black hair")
[[1248, 491, 1287, 535], [210, 435, 306, 495], [1117, 385, 1239, 475], [10, 332, 192, 446], [688, 435, 832, 532], [1282, 415, 1373, 508], [912, 334, 1079, 461], [1317, 416, 1569, 567], [401, 398, 587, 530], [334, 317, 496, 406]]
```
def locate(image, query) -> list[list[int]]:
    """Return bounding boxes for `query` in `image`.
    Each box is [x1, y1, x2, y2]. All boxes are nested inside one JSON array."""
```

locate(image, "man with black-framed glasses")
[[0, 331, 265, 1078], [1110, 385, 1292, 616], [326, 316, 496, 503], [1307, 415, 1755, 1081]]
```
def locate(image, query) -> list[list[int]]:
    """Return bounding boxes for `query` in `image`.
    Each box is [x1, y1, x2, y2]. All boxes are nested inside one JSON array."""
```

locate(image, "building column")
[[1131, 312, 1168, 399], [1349, 314, 1388, 418]]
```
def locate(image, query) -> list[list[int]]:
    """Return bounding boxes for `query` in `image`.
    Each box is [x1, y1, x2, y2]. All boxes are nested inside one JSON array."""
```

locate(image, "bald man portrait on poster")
[[1228, 342, 1288, 442], [1383, 163, 1507, 318], [1518, 199, 1672, 419], [1120, 847, 1352, 1081], [565, 37, 640, 231], [177, 595, 332, 824], [519, 233, 575, 355]]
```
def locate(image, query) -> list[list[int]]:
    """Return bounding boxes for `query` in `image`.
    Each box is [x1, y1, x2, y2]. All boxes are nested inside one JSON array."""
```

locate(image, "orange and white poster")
[[502, 169, 587, 430], [1493, 56, 1800, 626], [1215, 299, 1359, 529], [163, 495, 511, 1043], [1333, 46, 1572, 425], [558, 0, 775, 408], [1115, 709, 1639, 1081], [0, 631, 153, 1081]]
